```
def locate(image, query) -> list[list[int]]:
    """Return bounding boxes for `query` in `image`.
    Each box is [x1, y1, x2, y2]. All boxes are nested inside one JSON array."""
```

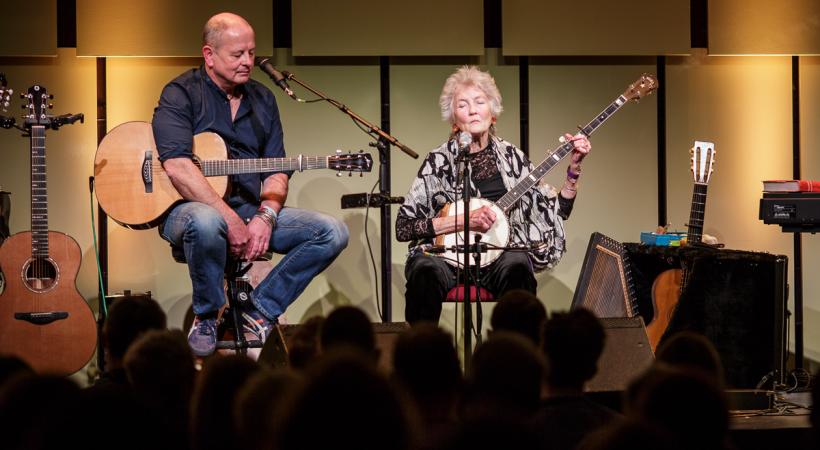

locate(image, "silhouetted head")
[[274, 349, 417, 450], [467, 332, 545, 417], [103, 295, 166, 366], [626, 365, 728, 450], [541, 308, 605, 391], [392, 322, 462, 405], [490, 289, 547, 345], [320, 306, 377, 358], [655, 331, 724, 385]]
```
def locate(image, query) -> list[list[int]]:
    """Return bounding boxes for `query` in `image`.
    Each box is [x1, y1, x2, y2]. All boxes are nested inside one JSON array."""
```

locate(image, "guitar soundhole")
[[23, 257, 59, 292]]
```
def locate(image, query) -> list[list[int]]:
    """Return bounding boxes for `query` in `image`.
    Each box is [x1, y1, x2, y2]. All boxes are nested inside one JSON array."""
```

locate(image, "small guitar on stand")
[[647, 140, 716, 351], [0, 85, 96, 375]]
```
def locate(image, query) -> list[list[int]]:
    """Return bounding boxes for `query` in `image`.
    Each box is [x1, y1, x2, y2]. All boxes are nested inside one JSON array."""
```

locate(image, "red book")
[[762, 180, 820, 192]]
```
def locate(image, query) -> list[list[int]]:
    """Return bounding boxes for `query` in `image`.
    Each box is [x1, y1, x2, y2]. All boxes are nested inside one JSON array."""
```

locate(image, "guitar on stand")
[[0, 85, 96, 375], [647, 141, 716, 351]]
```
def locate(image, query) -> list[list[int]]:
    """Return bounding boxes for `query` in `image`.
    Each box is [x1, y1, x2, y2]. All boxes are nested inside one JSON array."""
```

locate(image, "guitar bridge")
[[14, 311, 69, 325], [142, 150, 153, 193]]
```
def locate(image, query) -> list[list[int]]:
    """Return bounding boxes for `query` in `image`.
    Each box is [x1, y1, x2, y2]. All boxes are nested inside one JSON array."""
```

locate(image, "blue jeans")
[[160, 202, 349, 320]]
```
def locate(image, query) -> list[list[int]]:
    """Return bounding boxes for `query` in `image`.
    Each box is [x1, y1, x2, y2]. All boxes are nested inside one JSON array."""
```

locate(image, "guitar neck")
[[686, 182, 707, 244], [30, 125, 48, 257], [495, 94, 629, 212], [199, 155, 331, 176]]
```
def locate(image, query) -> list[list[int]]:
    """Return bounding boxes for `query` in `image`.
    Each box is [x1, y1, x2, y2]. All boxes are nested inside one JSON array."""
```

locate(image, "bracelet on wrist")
[[567, 166, 581, 180], [258, 205, 278, 221]]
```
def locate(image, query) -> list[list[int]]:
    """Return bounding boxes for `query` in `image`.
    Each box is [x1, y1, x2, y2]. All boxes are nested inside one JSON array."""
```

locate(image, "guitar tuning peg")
[[48, 103, 53, 109], [336, 171, 342, 177], [348, 171, 352, 177]]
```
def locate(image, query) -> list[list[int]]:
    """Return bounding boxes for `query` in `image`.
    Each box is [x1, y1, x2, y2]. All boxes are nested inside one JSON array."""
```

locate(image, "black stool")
[[172, 245, 272, 354]]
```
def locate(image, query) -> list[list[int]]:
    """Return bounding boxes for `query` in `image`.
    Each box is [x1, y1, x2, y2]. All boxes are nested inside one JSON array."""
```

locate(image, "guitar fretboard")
[[30, 125, 48, 257], [687, 182, 708, 244], [200, 156, 331, 176], [495, 95, 628, 212]]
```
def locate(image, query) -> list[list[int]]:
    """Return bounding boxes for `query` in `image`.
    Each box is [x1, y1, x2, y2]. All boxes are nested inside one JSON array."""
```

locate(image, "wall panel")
[[710, 0, 820, 55], [292, 0, 483, 56], [77, 0, 273, 57], [503, 0, 689, 56], [0, 1, 57, 56]]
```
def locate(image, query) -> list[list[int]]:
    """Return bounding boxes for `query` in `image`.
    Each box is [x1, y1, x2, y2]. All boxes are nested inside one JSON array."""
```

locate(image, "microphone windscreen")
[[458, 131, 472, 148]]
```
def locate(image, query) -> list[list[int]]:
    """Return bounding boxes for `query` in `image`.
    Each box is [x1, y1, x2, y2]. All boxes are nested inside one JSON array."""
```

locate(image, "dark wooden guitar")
[[93, 121, 373, 229], [0, 85, 97, 375], [646, 141, 715, 351]]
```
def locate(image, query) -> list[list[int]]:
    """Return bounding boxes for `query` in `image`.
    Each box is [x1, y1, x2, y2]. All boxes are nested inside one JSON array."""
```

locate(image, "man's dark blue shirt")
[[152, 66, 290, 214]]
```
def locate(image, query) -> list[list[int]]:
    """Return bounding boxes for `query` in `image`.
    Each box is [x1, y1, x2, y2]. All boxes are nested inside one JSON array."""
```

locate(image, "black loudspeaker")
[[624, 244, 788, 389], [586, 317, 654, 393], [259, 321, 410, 372], [572, 232, 639, 318]]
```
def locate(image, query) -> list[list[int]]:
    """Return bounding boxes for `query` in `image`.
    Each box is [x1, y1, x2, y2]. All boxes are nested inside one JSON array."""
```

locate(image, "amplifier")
[[759, 192, 820, 231]]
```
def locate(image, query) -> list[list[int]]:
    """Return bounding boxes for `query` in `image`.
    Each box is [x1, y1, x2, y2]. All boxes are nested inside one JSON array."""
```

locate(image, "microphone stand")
[[458, 149, 476, 370], [281, 70, 418, 322]]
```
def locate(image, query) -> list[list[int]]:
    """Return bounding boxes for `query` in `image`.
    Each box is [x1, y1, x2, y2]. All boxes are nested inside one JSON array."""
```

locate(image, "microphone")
[[455, 131, 472, 163], [254, 56, 298, 101], [458, 131, 472, 149]]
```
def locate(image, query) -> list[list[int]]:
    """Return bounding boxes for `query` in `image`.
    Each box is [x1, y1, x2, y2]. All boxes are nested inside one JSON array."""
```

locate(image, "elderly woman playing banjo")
[[396, 65, 591, 324]]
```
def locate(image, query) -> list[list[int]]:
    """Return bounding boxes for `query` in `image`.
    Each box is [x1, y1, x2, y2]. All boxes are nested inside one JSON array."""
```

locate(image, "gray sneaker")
[[240, 304, 276, 344], [188, 316, 217, 356]]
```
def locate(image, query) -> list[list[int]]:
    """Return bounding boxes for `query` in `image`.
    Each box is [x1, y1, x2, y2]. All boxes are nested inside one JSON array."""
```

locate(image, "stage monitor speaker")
[[572, 232, 639, 318], [259, 321, 410, 372], [586, 317, 654, 393]]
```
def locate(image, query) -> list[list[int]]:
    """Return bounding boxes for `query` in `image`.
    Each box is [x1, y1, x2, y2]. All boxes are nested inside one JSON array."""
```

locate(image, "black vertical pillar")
[[379, 56, 392, 322], [519, 57, 529, 157], [656, 56, 667, 227], [95, 57, 108, 371], [791, 55, 803, 369]]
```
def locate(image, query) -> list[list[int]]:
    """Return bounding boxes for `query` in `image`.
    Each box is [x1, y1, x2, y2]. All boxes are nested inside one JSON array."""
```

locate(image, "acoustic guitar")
[[435, 74, 658, 267], [93, 121, 373, 229], [646, 141, 716, 351], [0, 85, 97, 375]]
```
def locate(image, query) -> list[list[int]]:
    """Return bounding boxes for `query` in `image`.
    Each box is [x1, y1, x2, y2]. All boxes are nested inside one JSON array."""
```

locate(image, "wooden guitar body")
[[0, 231, 96, 374], [646, 268, 682, 351], [94, 121, 228, 229]]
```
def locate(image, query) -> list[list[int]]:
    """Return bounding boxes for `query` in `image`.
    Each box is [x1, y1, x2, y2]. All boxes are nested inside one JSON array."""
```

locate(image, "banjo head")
[[436, 198, 509, 268]]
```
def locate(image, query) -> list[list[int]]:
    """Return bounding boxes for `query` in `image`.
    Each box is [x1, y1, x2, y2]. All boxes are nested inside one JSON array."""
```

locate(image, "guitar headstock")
[[690, 141, 715, 184], [330, 151, 373, 174], [22, 85, 52, 127], [0, 73, 11, 113], [623, 74, 659, 102]]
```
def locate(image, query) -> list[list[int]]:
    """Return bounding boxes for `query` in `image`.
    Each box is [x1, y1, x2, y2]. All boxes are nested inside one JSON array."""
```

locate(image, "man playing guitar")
[[153, 12, 348, 356]]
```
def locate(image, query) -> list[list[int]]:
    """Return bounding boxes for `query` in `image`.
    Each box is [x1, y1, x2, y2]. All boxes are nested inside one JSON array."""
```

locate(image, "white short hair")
[[439, 66, 503, 124]]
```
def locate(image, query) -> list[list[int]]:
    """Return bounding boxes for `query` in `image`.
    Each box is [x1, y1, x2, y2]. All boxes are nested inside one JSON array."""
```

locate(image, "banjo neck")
[[494, 97, 627, 213]]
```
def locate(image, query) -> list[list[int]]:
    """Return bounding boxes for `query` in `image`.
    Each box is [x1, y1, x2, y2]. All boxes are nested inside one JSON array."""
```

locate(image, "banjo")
[[436, 74, 658, 268]]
